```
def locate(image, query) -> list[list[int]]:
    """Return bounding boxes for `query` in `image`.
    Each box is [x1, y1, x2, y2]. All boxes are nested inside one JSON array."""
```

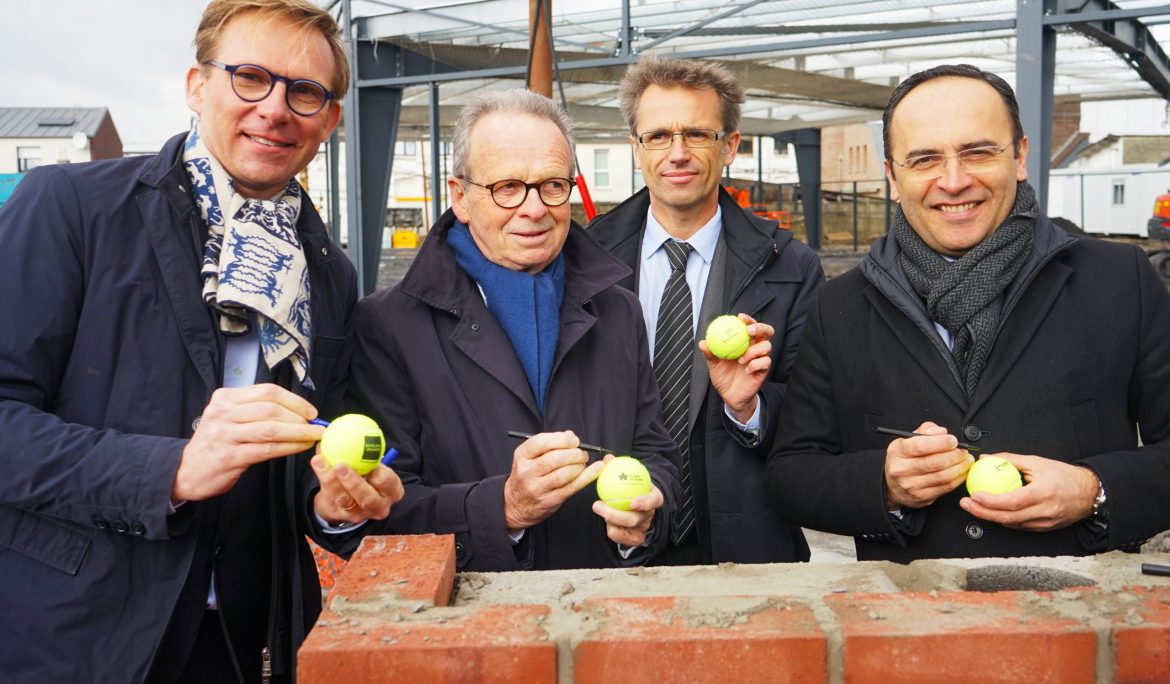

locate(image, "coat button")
[[965, 522, 984, 540], [93, 517, 109, 531], [131, 522, 146, 536], [470, 323, 479, 331], [963, 425, 983, 442], [321, 246, 328, 256], [191, 416, 202, 431], [455, 542, 466, 559], [112, 521, 129, 534]]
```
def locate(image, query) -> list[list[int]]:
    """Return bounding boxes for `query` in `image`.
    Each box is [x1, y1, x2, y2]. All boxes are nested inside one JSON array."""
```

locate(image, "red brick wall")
[[299, 535, 1170, 683]]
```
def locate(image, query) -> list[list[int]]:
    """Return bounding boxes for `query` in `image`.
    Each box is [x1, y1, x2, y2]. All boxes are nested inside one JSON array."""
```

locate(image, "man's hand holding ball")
[[591, 454, 663, 548], [311, 414, 404, 525], [699, 313, 775, 423]]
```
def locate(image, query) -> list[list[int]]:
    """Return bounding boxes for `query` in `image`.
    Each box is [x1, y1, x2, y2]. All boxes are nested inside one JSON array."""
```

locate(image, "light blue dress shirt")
[[637, 206, 761, 431]]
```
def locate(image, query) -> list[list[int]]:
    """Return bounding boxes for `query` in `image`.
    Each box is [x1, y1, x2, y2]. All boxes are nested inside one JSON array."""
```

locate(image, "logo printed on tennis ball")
[[320, 414, 385, 477], [966, 456, 1023, 496], [596, 456, 652, 511], [705, 315, 750, 359]]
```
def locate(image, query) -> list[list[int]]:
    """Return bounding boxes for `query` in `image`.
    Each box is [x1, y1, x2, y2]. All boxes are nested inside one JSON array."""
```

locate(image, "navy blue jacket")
[[0, 133, 357, 682], [348, 209, 683, 571], [589, 187, 823, 563]]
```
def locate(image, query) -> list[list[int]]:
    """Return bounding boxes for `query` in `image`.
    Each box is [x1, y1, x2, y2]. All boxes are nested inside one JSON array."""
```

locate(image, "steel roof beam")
[[634, 0, 770, 53], [1048, 0, 1170, 101], [357, 19, 1018, 88]]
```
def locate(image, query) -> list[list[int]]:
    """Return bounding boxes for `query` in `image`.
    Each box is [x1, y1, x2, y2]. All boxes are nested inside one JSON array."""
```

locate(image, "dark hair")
[[882, 64, 1024, 167]]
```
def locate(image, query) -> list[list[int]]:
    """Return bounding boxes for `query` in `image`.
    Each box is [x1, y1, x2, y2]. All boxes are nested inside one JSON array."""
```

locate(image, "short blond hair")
[[193, 0, 350, 95], [618, 56, 744, 134]]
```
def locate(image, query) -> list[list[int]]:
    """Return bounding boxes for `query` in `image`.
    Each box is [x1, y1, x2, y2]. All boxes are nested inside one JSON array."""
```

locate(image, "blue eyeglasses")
[[204, 61, 335, 117]]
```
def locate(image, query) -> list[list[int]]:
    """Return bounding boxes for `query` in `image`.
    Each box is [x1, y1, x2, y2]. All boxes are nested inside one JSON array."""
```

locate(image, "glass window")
[[1112, 180, 1125, 206], [594, 148, 610, 188], [17, 147, 40, 172]]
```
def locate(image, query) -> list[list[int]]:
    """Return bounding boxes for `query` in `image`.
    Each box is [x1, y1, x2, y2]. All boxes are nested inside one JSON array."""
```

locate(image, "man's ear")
[[185, 65, 206, 115], [722, 130, 741, 166], [449, 176, 471, 223], [883, 160, 900, 203], [630, 136, 642, 171], [320, 101, 343, 141], [1015, 135, 1029, 181]]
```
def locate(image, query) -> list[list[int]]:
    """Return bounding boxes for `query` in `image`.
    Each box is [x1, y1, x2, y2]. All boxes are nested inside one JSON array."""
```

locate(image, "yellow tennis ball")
[[596, 456, 653, 511], [320, 414, 385, 477], [966, 456, 1023, 496], [705, 315, 751, 359]]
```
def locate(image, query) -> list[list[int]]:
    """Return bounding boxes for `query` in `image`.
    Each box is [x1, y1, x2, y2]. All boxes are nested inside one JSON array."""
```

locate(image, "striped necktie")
[[654, 239, 696, 544]]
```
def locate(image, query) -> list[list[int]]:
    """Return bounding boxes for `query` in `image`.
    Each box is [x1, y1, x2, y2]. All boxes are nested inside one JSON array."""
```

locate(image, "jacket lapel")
[[865, 285, 968, 411], [449, 295, 542, 419], [719, 190, 778, 318], [553, 226, 631, 375], [137, 141, 219, 393], [967, 259, 1073, 415]]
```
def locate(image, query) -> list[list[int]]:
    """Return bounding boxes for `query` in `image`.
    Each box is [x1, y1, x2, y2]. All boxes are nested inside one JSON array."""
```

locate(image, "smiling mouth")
[[245, 133, 292, 148], [937, 201, 979, 214]]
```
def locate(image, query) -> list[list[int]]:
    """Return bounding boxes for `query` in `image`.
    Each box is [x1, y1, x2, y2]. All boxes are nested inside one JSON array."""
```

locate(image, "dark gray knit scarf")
[[894, 181, 1038, 398]]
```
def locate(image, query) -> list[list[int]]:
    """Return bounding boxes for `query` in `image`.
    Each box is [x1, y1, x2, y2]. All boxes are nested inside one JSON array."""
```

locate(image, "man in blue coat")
[[589, 57, 824, 564], [0, 1, 401, 681], [348, 90, 683, 571], [767, 64, 1170, 561]]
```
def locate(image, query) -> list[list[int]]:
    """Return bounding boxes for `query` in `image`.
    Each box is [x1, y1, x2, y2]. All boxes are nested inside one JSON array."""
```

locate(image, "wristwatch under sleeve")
[[1091, 480, 1109, 526]]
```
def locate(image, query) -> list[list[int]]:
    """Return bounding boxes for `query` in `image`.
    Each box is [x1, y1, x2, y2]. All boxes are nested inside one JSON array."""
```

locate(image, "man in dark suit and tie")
[[589, 56, 824, 565]]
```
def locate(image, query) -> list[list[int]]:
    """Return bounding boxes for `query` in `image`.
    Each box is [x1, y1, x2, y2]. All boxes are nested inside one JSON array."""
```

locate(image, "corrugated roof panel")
[[0, 108, 109, 139]]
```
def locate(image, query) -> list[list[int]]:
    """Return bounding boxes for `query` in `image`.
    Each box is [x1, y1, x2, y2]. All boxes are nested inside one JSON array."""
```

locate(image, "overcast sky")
[[1, 1, 209, 150], [4, 0, 1169, 152]]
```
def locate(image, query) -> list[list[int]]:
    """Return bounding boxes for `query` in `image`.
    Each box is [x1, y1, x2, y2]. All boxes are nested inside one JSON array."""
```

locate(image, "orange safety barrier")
[[754, 209, 792, 230]]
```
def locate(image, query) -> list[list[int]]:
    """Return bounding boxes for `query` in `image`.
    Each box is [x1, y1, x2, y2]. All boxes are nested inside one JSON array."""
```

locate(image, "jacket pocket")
[[0, 505, 92, 575]]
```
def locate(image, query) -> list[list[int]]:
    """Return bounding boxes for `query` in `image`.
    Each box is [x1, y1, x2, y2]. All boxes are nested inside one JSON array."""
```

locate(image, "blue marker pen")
[[381, 448, 399, 466]]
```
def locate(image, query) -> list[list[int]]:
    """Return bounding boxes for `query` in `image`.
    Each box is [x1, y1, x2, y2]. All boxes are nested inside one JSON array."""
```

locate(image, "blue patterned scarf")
[[182, 125, 314, 388], [447, 222, 564, 413]]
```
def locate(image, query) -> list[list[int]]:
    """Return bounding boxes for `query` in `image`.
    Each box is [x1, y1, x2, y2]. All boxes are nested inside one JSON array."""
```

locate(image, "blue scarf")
[[447, 222, 565, 413]]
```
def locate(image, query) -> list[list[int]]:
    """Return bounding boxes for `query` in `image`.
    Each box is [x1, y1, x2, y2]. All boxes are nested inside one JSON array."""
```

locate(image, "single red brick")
[[328, 534, 456, 608], [300, 604, 556, 683], [830, 591, 1096, 684], [1111, 586, 1170, 683], [573, 596, 825, 683]]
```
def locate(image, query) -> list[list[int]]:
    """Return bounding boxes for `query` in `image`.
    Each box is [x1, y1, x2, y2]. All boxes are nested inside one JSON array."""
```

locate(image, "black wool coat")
[[589, 187, 824, 563], [348, 210, 682, 571], [767, 214, 1170, 561]]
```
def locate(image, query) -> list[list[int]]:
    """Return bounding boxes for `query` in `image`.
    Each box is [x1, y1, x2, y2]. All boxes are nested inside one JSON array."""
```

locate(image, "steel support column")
[[345, 17, 464, 294], [342, 0, 365, 292], [774, 129, 822, 250], [353, 87, 402, 295], [429, 83, 442, 228], [1017, 0, 1057, 208], [328, 129, 341, 245]]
